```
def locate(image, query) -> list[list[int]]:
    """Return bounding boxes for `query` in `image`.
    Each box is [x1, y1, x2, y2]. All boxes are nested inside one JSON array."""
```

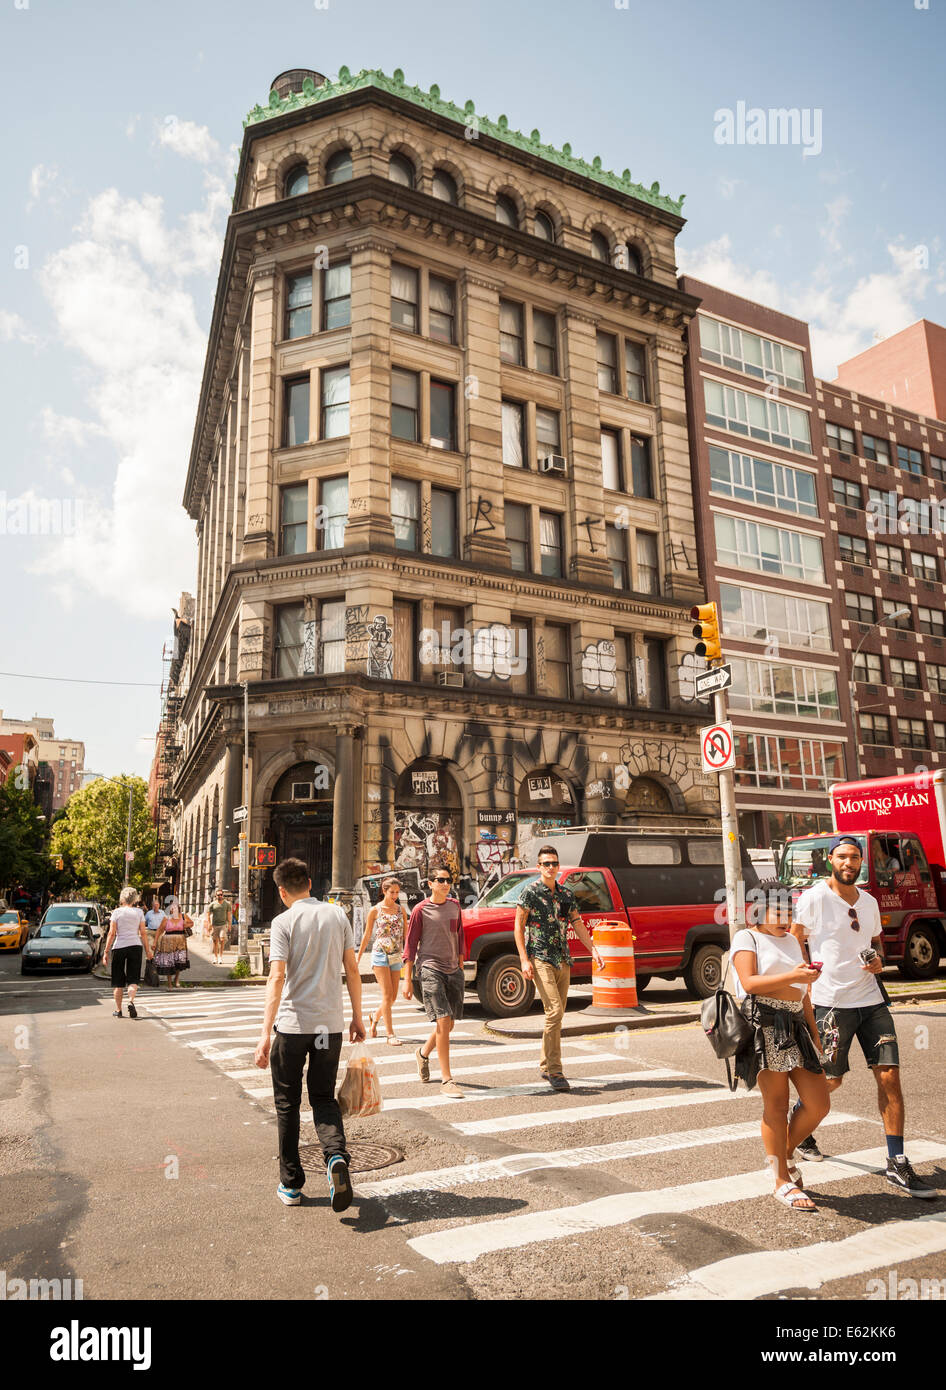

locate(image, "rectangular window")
[[917, 606, 945, 637], [636, 531, 659, 594], [283, 377, 310, 447], [930, 455, 946, 483], [429, 380, 456, 450], [853, 650, 883, 683], [285, 272, 312, 339], [506, 502, 530, 572], [320, 475, 348, 550], [845, 591, 875, 623], [533, 310, 558, 375], [898, 718, 928, 750], [392, 477, 420, 550], [319, 600, 346, 674], [536, 408, 561, 462], [832, 477, 861, 508], [322, 262, 351, 330], [734, 734, 844, 791], [889, 657, 921, 690], [433, 604, 465, 670], [826, 422, 855, 453], [279, 484, 308, 555], [720, 582, 831, 651], [274, 603, 305, 678], [596, 332, 618, 394], [860, 713, 892, 746], [391, 263, 419, 332], [882, 599, 911, 630], [624, 340, 647, 402], [875, 543, 905, 574], [897, 443, 924, 475], [729, 656, 840, 719], [862, 434, 891, 464], [614, 634, 633, 705], [606, 524, 628, 589], [601, 429, 621, 491], [631, 435, 653, 498], [320, 365, 350, 438], [391, 368, 420, 441], [500, 300, 524, 365], [510, 615, 532, 696], [392, 600, 416, 682], [934, 722, 946, 752], [431, 488, 457, 558], [699, 315, 805, 392], [928, 664, 946, 695], [539, 511, 564, 578], [715, 513, 825, 582], [641, 637, 668, 709], [502, 400, 525, 468], [708, 444, 818, 517], [703, 379, 811, 452], [912, 551, 938, 581], [428, 275, 456, 344], [838, 533, 869, 565], [543, 623, 571, 699]]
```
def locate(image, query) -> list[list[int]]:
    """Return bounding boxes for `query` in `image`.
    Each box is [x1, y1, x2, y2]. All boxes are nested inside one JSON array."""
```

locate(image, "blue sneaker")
[[327, 1155, 352, 1213], [277, 1184, 301, 1206]]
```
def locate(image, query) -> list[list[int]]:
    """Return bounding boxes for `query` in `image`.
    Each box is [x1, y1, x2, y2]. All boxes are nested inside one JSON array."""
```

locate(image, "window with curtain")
[[534, 210, 555, 242], [320, 476, 348, 549], [641, 637, 668, 708], [429, 276, 456, 344], [496, 194, 518, 227], [636, 531, 659, 594], [432, 168, 458, 204], [279, 484, 307, 555], [274, 604, 305, 677], [392, 369, 419, 441], [393, 601, 416, 681], [431, 488, 457, 557], [625, 341, 647, 401], [536, 408, 560, 461], [392, 478, 420, 550], [533, 310, 557, 374], [601, 430, 621, 491], [285, 273, 312, 339], [320, 601, 346, 674], [614, 634, 633, 704], [502, 400, 524, 467], [539, 512, 563, 577], [607, 525, 628, 588], [596, 332, 618, 393], [322, 262, 350, 330], [631, 435, 653, 497], [391, 264, 419, 332], [433, 604, 465, 669], [283, 378, 309, 447], [430, 381, 456, 450], [500, 300, 524, 364], [591, 231, 610, 262], [510, 615, 532, 694], [506, 502, 529, 571], [543, 624, 571, 699], [388, 153, 415, 187], [320, 366, 350, 438]]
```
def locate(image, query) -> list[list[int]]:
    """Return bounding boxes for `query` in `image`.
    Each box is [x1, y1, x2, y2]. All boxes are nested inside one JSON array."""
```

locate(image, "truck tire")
[[635, 974, 652, 993], [897, 924, 941, 980], [682, 944, 723, 1000], [476, 953, 536, 1017]]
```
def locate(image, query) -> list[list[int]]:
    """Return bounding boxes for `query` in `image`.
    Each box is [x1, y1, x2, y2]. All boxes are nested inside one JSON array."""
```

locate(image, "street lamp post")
[[849, 608, 911, 780]]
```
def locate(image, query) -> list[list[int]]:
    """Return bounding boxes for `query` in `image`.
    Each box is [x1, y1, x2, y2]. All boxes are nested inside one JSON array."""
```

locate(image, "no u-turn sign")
[[700, 721, 735, 774]]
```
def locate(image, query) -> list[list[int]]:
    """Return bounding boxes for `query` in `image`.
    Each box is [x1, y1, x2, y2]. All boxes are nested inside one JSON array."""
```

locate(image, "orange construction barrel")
[[591, 922, 638, 1009]]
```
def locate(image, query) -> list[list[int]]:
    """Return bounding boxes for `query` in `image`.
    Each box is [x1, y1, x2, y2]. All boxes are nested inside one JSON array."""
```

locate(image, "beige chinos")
[[532, 959, 571, 1076]]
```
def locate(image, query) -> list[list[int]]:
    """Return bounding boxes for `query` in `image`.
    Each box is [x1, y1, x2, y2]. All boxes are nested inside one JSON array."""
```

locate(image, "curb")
[[485, 1007, 698, 1038]]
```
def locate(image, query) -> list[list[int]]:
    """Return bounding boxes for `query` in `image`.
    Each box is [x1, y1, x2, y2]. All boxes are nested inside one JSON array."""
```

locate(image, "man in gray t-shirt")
[[403, 870, 465, 1097], [255, 858, 365, 1212]]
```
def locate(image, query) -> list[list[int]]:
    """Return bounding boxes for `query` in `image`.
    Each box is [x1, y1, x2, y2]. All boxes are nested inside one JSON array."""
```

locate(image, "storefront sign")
[[528, 775, 552, 801], [479, 810, 517, 824], [411, 771, 440, 796]]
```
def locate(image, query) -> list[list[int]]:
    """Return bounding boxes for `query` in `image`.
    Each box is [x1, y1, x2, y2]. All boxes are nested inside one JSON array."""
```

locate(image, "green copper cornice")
[[244, 66, 685, 216]]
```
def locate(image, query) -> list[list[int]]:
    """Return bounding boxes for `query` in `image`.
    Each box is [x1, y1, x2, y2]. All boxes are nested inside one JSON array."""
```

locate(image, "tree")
[[50, 776, 157, 902], [0, 776, 49, 890]]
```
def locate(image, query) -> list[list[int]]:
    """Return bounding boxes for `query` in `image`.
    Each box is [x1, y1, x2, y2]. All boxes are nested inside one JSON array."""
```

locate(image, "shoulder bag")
[[700, 942, 755, 1089]]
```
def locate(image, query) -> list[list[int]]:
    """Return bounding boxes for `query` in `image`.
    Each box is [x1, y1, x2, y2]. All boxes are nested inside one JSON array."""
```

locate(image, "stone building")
[[174, 65, 715, 919]]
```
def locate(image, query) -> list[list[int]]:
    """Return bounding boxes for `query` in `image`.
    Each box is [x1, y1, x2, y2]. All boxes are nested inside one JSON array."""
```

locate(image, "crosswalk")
[[138, 984, 946, 1298]]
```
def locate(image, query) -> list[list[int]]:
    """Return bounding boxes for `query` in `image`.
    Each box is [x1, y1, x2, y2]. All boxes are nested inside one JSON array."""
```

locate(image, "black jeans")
[[269, 1029, 349, 1189]]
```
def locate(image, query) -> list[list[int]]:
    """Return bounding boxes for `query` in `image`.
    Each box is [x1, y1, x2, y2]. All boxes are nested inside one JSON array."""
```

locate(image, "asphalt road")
[[2, 945, 945, 1308]]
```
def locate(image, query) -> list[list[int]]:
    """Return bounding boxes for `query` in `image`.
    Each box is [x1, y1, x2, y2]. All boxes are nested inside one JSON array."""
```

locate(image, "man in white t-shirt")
[[792, 835, 936, 1199], [254, 857, 365, 1211]]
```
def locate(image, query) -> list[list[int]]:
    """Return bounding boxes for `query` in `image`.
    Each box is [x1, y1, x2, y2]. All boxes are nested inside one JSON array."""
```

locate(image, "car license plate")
[[47, 957, 62, 964]]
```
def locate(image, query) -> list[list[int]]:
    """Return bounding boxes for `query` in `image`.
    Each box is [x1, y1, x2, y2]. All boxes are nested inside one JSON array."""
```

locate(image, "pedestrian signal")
[[690, 602, 722, 662], [251, 844, 276, 867]]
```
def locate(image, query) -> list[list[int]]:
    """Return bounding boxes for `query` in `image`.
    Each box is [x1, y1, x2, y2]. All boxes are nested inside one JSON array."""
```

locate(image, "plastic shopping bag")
[[337, 1042, 382, 1118]]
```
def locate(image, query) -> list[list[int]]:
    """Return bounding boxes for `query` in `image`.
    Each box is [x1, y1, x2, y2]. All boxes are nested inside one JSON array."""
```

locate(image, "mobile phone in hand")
[[809, 960, 823, 972]]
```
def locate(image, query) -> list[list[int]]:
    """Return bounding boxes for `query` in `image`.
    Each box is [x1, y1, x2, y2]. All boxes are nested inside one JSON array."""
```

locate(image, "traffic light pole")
[[714, 685, 745, 946]]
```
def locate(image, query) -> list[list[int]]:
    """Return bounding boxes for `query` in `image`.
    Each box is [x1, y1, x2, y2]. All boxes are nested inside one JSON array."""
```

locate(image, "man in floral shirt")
[[514, 846, 603, 1090]]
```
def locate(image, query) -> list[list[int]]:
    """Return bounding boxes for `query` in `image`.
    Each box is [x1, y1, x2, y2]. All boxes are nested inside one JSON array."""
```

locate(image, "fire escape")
[[154, 612, 191, 875]]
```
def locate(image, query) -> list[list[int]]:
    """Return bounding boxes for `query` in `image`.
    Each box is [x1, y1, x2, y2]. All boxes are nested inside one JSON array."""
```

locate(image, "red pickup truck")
[[458, 828, 759, 1016]]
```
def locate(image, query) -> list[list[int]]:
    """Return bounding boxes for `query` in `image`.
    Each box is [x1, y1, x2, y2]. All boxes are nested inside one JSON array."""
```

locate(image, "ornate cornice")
[[245, 66, 685, 216]]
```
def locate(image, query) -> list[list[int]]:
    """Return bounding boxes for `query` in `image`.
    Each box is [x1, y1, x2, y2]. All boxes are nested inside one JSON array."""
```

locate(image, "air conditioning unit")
[[850, 564, 864, 576], [838, 452, 852, 462], [890, 573, 902, 585], [865, 684, 880, 696], [844, 508, 857, 520], [933, 637, 944, 649], [923, 581, 936, 593], [539, 454, 567, 475], [437, 671, 464, 688], [291, 782, 314, 801]]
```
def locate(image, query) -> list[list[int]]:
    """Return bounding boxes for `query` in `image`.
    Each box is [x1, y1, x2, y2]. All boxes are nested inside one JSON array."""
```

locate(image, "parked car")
[[21, 919, 101, 974], [0, 910, 30, 952], [33, 903, 106, 961], [457, 827, 760, 1015]]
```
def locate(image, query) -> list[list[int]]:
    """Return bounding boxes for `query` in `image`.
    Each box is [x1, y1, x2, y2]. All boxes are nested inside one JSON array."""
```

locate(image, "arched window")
[[590, 230, 611, 263], [625, 243, 644, 276], [284, 164, 309, 198], [325, 148, 352, 184], [534, 210, 556, 243], [432, 168, 458, 204], [388, 153, 415, 188], [495, 193, 519, 228]]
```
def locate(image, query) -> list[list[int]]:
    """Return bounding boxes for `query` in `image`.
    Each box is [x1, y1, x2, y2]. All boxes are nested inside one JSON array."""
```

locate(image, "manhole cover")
[[298, 1142, 404, 1174]]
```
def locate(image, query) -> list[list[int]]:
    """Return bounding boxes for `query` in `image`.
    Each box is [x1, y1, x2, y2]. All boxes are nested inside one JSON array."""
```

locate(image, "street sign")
[[124, 851, 134, 862], [700, 721, 735, 774], [695, 663, 732, 696], [233, 805, 248, 822]]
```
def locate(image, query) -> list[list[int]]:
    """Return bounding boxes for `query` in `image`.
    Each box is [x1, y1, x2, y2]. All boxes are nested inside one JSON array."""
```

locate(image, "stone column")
[[220, 738, 244, 894], [241, 263, 278, 562], [344, 237, 398, 553], [652, 333, 703, 606], [561, 306, 614, 586], [331, 724, 358, 894], [461, 270, 509, 568]]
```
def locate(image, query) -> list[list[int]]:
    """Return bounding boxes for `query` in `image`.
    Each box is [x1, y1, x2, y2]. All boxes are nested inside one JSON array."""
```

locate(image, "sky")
[[2, 0, 943, 781]]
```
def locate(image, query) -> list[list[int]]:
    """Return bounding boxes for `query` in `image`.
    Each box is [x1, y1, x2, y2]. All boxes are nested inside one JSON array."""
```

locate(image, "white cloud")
[[41, 408, 108, 448], [820, 195, 852, 257], [157, 116, 222, 166], [27, 163, 59, 210], [677, 234, 783, 307], [0, 309, 38, 346]]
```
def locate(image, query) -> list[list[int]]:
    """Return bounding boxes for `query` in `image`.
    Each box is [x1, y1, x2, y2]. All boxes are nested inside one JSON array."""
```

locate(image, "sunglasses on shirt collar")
[[847, 907, 860, 932]]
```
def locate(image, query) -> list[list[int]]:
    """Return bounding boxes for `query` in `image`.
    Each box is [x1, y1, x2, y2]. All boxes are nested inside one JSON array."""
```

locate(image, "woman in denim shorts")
[[356, 876, 407, 1046]]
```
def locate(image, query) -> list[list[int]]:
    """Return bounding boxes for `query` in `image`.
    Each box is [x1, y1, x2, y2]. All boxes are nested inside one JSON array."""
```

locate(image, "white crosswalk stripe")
[[140, 983, 944, 1296]]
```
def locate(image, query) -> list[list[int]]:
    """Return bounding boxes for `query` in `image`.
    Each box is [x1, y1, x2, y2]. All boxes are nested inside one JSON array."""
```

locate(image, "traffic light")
[[690, 602, 722, 662], [250, 844, 276, 868]]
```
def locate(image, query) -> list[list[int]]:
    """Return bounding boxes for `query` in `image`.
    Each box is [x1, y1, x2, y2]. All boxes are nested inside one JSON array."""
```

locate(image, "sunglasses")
[[847, 907, 860, 932], [539, 860, 559, 868], [433, 876, 451, 884]]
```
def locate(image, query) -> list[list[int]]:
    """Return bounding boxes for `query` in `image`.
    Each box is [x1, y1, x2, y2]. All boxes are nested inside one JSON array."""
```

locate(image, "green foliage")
[[0, 776, 49, 888], [50, 776, 157, 902], [229, 959, 252, 979]]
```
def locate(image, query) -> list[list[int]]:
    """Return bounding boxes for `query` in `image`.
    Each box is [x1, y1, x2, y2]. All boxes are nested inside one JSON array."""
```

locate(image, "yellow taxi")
[[0, 910, 29, 951]]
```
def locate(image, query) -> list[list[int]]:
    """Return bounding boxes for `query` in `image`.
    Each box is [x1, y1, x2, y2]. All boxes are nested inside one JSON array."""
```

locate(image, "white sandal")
[[766, 1153, 803, 1189], [774, 1181, 816, 1211]]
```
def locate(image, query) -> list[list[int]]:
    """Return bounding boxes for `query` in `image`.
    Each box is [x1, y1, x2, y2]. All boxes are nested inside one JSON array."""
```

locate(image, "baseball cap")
[[829, 834, 862, 853]]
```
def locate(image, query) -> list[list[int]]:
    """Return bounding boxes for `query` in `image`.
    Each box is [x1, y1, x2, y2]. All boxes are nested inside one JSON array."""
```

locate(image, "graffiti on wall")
[[581, 639, 617, 694], [394, 812, 459, 881], [345, 606, 393, 678]]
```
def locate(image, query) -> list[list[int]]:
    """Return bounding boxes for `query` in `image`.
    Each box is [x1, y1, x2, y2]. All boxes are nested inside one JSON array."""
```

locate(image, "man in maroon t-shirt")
[[402, 869, 465, 1097]]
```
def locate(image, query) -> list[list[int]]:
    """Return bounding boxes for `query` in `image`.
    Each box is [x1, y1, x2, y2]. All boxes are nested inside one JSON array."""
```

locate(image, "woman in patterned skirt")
[[152, 896, 192, 989]]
